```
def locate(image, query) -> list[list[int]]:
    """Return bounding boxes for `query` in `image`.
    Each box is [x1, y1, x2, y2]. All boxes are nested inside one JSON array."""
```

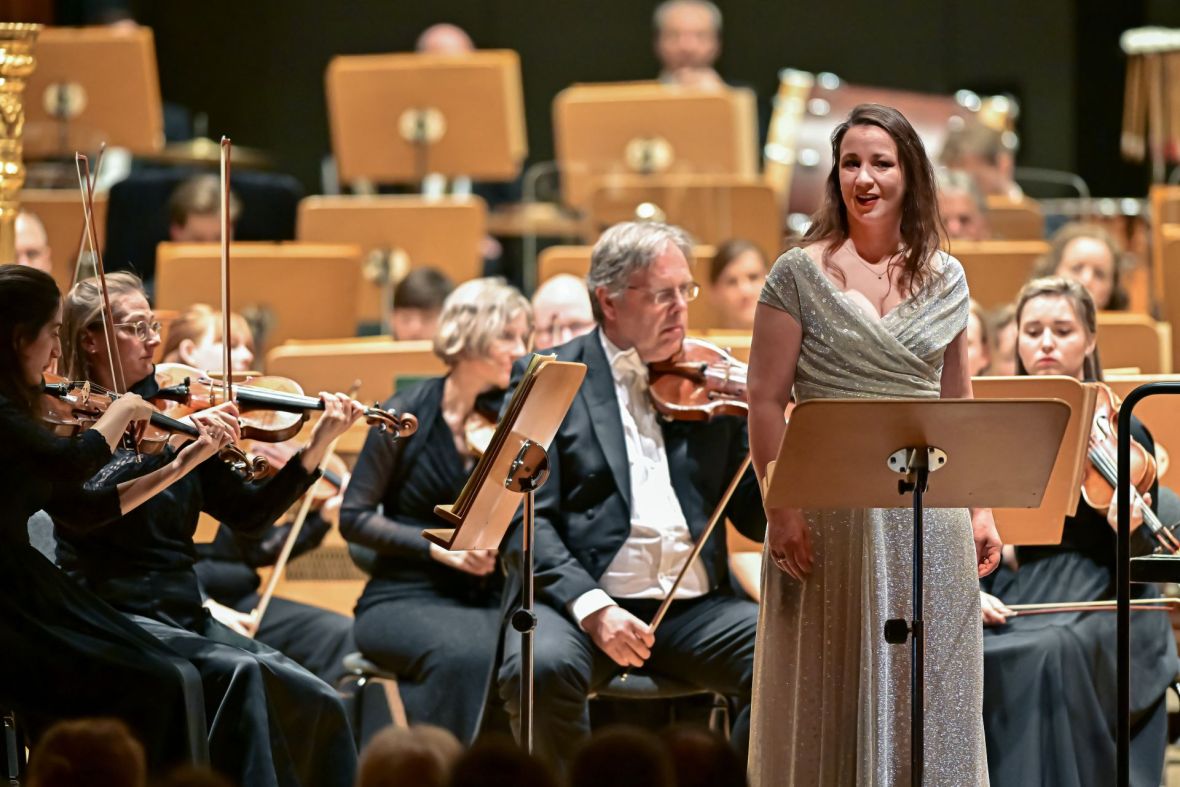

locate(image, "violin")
[[149, 363, 419, 443], [1082, 382, 1180, 553], [41, 373, 266, 479], [647, 337, 748, 420]]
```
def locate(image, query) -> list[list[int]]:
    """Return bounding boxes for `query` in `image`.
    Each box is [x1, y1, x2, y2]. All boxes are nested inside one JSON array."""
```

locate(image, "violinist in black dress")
[[980, 277, 1179, 787], [52, 273, 364, 787], [0, 266, 228, 773], [340, 277, 533, 743]]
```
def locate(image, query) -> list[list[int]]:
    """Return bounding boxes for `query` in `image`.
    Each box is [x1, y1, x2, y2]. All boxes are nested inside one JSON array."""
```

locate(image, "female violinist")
[[340, 277, 532, 743], [979, 276, 1178, 787], [0, 266, 230, 774], [161, 303, 357, 686], [54, 272, 364, 787]]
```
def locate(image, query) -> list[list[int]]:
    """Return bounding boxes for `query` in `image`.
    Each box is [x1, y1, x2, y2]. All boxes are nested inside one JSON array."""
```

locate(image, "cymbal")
[[146, 137, 273, 169]]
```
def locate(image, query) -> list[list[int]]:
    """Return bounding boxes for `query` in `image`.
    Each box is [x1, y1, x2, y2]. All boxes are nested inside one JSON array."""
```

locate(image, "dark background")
[[46, 0, 1180, 198]]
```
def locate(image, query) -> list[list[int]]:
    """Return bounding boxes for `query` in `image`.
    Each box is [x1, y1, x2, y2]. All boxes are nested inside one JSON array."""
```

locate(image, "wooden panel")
[[266, 338, 446, 408], [537, 244, 721, 331], [1158, 225, 1180, 372], [985, 195, 1045, 240], [154, 242, 362, 360], [296, 195, 485, 325], [949, 239, 1048, 311], [20, 188, 107, 293], [1096, 312, 1172, 374]]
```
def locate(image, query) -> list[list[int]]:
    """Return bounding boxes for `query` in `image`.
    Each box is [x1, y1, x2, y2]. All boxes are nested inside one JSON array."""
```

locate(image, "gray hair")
[[432, 277, 532, 366], [653, 0, 722, 34], [586, 221, 694, 322], [935, 167, 987, 215]]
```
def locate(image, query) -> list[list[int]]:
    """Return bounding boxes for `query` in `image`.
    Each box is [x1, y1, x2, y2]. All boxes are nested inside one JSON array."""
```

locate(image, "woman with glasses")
[[340, 277, 532, 743], [747, 104, 1000, 784], [0, 266, 231, 774], [55, 272, 365, 787]]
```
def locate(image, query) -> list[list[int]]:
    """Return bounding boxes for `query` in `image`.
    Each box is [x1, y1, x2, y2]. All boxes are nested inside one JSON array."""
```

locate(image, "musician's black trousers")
[[497, 591, 757, 769], [227, 593, 356, 685]]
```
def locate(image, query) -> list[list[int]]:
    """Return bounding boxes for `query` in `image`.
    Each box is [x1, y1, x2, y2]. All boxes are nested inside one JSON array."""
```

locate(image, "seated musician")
[[1033, 222, 1130, 311], [340, 277, 533, 744], [170, 175, 240, 244], [654, 0, 725, 89], [531, 273, 595, 351], [390, 267, 455, 342], [979, 276, 1178, 787], [936, 168, 991, 241], [16, 210, 53, 274], [416, 23, 475, 55], [987, 303, 1018, 376], [162, 303, 357, 686], [708, 239, 768, 331], [966, 299, 990, 376], [54, 273, 362, 787], [496, 221, 764, 768], [938, 119, 1021, 200]]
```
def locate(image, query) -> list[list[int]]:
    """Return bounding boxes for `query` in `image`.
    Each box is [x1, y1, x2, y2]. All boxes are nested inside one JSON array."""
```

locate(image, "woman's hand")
[[767, 507, 812, 581], [980, 591, 1013, 626], [972, 508, 1002, 578], [176, 414, 235, 466], [1106, 492, 1151, 532], [204, 598, 258, 637], [428, 544, 498, 576], [309, 393, 366, 447], [107, 392, 156, 425]]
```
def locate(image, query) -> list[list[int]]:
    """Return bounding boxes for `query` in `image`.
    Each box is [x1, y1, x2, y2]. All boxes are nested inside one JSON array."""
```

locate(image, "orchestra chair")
[[21, 189, 108, 295], [536, 244, 722, 331], [295, 195, 486, 328], [985, 195, 1045, 240], [948, 239, 1048, 311], [104, 168, 303, 285], [585, 176, 782, 262], [1149, 185, 1180, 307], [1096, 312, 1172, 375], [154, 242, 362, 359], [1105, 374, 1180, 486], [1155, 224, 1180, 371]]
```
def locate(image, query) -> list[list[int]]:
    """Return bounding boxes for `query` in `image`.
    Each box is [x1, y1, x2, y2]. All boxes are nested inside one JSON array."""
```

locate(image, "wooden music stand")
[[19, 187, 107, 293], [24, 26, 163, 158], [972, 376, 1097, 544], [764, 397, 1069, 786], [295, 195, 486, 327], [536, 244, 723, 330], [948, 239, 1048, 310], [553, 83, 758, 211], [585, 175, 781, 262], [325, 50, 526, 185], [430, 355, 586, 753], [154, 242, 362, 357]]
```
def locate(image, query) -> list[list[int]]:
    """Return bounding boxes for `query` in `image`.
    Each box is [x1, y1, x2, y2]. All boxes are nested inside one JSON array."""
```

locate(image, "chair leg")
[[2, 710, 22, 783], [708, 694, 731, 740]]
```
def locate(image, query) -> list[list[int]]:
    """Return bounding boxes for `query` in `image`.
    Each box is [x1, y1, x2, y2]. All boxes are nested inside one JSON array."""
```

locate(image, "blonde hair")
[[1014, 275, 1103, 381], [433, 277, 532, 366], [60, 272, 147, 381], [161, 304, 253, 363]]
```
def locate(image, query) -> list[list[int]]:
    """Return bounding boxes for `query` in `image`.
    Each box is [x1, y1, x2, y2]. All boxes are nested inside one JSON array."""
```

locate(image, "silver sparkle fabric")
[[748, 247, 987, 786]]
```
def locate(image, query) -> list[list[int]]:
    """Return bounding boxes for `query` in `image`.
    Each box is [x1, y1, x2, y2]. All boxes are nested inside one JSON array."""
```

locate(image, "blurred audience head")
[[939, 120, 1018, 199], [1034, 222, 1127, 311], [448, 734, 557, 787], [391, 267, 455, 341], [709, 238, 768, 330], [531, 273, 595, 350], [653, 0, 722, 77], [416, 23, 475, 55], [936, 168, 990, 242], [357, 724, 462, 787], [571, 725, 675, 787], [966, 298, 990, 376], [160, 303, 256, 374], [434, 277, 532, 389], [659, 725, 745, 787], [16, 210, 53, 273], [988, 303, 1018, 376], [169, 175, 241, 244], [26, 717, 145, 787]]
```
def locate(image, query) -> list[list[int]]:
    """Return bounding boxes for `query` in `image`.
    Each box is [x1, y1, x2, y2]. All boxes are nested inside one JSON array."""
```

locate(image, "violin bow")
[[76, 153, 127, 395], [71, 142, 105, 289], [248, 380, 361, 637], [219, 136, 233, 406], [1001, 597, 1180, 617]]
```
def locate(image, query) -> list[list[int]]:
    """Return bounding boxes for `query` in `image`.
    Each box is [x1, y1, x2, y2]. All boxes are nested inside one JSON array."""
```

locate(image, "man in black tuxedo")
[[497, 221, 765, 767]]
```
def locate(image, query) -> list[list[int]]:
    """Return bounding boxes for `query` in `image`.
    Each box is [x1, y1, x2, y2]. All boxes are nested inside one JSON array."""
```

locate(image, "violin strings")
[[1088, 442, 1175, 549]]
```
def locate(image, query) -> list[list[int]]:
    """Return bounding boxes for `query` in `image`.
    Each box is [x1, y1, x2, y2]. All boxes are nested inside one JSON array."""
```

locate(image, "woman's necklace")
[[848, 243, 898, 282]]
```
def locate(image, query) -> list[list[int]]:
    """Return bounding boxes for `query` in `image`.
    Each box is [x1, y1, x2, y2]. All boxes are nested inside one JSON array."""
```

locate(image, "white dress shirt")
[[568, 332, 710, 625]]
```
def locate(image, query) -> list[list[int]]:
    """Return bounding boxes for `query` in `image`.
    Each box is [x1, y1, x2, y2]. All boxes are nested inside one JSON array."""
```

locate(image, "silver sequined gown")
[[749, 248, 988, 786]]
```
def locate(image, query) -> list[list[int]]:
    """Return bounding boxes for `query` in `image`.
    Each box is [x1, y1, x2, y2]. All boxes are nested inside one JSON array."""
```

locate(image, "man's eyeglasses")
[[113, 319, 163, 341], [624, 282, 700, 307]]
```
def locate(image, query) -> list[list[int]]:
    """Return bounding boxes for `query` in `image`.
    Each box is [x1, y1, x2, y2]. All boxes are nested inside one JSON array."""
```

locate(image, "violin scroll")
[[365, 406, 419, 440]]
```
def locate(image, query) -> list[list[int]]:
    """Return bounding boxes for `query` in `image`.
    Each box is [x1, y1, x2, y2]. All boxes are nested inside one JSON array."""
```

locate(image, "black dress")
[[0, 393, 207, 773], [52, 373, 357, 787], [194, 515, 356, 685], [340, 376, 503, 743], [981, 418, 1179, 787]]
